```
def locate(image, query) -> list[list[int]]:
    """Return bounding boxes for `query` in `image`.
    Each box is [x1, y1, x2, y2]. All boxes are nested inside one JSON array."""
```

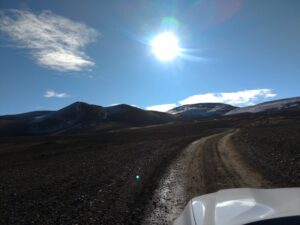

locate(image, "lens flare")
[[161, 16, 180, 30]]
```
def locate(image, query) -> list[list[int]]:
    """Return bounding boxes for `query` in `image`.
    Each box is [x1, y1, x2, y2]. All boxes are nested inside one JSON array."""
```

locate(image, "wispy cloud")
[[146, 104, 177, 112], [179, 89, 277, 106], [0, 9, 98, 71], [44, 90, 69, 98], [146, 89, 277, 112]]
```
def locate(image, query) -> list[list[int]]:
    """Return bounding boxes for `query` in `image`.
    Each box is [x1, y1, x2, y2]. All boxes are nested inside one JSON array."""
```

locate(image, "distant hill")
[[226, 97, 300, 115], [0, 111, 53, 120], [168, 103, 237, 119], [0, 102, 176, 136], [105, 104, 176, 124]]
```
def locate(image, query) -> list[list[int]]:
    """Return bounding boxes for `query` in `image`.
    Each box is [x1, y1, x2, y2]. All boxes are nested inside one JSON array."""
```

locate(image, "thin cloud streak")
[[179, 89, 277, 106], [146, 104, 177, 112], [0, 9, 99, 71], [44, 90, 69, 98]]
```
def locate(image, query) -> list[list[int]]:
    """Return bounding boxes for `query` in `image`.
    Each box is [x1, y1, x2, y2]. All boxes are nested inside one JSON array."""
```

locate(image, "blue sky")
[[1, 0, 300, 114]]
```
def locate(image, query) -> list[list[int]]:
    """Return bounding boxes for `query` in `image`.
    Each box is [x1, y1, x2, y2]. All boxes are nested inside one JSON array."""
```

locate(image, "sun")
[[151, 32, 180, 61]]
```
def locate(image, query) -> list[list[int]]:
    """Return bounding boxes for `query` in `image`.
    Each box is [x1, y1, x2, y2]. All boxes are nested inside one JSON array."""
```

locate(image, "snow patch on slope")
[[226, 97, 300, 115], [169, 103, 237, 118]]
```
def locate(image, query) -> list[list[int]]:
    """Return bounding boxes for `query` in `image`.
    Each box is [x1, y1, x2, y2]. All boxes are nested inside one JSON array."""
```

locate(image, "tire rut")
[[142, 129, 271, 225]]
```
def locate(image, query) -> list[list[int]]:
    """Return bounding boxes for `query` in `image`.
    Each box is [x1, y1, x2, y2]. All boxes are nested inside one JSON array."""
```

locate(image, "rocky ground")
[[0, 121, 223, 225], [234, 125, 300, 187], [0, 114, 299, 225]]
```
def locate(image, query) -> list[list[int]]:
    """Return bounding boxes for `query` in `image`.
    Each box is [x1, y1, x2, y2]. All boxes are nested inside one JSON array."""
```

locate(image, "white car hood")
[[173, 188, 300, 225]]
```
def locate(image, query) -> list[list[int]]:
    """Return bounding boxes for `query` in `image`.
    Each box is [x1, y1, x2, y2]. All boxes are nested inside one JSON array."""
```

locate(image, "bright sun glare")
[[151, 32, 180, 61]]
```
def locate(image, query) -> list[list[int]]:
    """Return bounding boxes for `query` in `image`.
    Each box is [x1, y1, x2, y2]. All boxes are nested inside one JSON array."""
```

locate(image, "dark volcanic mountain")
[[0, 102, 176, 137], [105, 104, 176, 124], [27, 102, 108, 134], [168, 103, 237, 119]]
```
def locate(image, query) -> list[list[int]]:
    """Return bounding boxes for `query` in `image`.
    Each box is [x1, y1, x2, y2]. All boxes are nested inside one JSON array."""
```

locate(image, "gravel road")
[[142, 129, 271, 225]]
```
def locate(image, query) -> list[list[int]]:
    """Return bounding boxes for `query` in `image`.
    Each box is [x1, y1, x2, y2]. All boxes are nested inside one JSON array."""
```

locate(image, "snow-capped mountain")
[[168, 103, 237, 119], [226, 97, 300, 115]]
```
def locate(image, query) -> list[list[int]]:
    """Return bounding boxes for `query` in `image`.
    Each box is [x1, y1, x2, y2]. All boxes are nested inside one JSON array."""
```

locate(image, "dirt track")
[[142, 129, 271, 225]]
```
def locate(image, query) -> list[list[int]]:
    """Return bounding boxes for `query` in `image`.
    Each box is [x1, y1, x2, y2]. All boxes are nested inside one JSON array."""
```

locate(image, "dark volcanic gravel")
[[233, 124, 300, 187], [0, 122, 222, 225], [1, 113, 300, 225]]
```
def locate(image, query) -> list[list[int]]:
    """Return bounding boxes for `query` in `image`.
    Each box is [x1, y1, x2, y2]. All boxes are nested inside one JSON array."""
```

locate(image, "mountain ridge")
[[1, 96, 300, 137], [226, 96, 300, 115], [0, 102, 177, 136]]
